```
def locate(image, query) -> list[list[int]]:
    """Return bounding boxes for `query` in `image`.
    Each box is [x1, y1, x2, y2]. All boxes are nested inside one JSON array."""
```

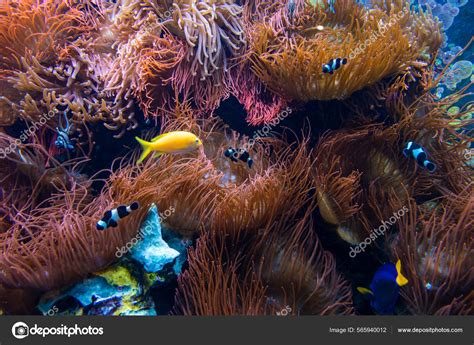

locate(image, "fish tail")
[[135, 137, 153, 164], [424, 160, 436, 172], [395, 260, 409, 286]]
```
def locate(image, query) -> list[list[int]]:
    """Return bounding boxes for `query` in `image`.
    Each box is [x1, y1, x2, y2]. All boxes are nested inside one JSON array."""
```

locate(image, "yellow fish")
[[135, 131, 203, 164]]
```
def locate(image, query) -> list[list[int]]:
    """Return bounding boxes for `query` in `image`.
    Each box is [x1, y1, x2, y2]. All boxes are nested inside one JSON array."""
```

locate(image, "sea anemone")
[[106, 102, 314, 237], [0, 135, 147, 290], [0, 0, 138, 138], [0, 179, 149, 290], [312, 125, 412, 244], [229, 57, 289, 125], [311, 54, 473, 245], [165, 0, 247, 110], [174, 207, 354, 315], [392, 192, 473, 315], [101, 0, 247, 117], [247, 0, 442, 106]]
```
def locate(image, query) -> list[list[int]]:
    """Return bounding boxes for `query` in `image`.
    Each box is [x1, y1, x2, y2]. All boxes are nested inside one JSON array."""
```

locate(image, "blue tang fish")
[[357, 260, 408, 315], [403, 141, 436, 172]]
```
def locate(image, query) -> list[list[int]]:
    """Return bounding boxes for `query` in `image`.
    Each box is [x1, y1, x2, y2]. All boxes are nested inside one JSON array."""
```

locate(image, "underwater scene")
[[0, 0, 472, 317]]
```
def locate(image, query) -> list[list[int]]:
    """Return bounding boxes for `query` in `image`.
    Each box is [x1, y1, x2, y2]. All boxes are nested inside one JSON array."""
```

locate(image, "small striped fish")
[[96, 202, 140, 230], [322, 58, 347, 74], [403, 142, 436, 172]]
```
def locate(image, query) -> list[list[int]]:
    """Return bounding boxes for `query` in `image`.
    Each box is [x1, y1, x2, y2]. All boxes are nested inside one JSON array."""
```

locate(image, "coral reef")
[[106, 103, 314, 237], [0, 0, 471, 317], [0, 0, 139, 138], [247, 0, 442, 104], [0, 132, 149, 290], [174, 207, 354, 315], [392, 192, 473, 315]]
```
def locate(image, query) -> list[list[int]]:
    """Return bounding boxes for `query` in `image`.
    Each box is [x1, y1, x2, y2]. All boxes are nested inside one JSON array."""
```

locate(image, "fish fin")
[[247, 158, 254, 168], [102, 210, 112, 221], [135, 137, 153, 164], [152, 152, 164, 159], [151, 133, 168, 142], [425, 161, 436, 172], [357, 287, 374, 295], [395, 260, 409, 286], [130, 202, 140, 211]]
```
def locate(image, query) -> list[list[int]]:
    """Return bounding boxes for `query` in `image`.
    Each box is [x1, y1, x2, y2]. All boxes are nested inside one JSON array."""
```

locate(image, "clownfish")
[[96, 202, 140, 230], [135, 131, 203, 164], [357, 260, 409, 315], [224, 148, 254, 168], [403, 141, 436, 172], [322, 58, 347, 74]]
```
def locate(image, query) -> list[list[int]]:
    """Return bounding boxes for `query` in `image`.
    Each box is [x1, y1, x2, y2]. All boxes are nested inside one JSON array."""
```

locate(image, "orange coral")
[[392, 192, 473, 315], [174, 207, 354, 315], [106, 103, 314, 237], [248, 0, 442, 102], [0, 0, 138, 137], [98, 0, 247, 117]]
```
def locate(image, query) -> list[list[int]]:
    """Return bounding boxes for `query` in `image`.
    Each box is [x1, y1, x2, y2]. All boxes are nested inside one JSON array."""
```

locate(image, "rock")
[[162, 227, 193, 275], [130, 204, 180, 272], [37, 262, 156, 316], [37, 204, 185, 316]]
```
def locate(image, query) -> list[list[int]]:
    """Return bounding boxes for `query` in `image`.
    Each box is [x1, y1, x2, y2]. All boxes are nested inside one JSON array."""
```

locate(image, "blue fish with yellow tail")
[[357, 260, 408, 315], [403, 141, 436, 172]]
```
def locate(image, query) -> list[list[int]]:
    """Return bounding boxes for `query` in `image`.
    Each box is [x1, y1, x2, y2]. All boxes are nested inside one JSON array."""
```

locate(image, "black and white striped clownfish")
[[224, 148, 254, 168], [403, 141, 436, 173], [322, 57, 347, 74], [96, 202, 140, 230]]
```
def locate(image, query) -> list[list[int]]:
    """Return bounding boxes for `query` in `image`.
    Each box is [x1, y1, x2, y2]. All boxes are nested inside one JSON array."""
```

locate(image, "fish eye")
[[195, 139, 199, 143]]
